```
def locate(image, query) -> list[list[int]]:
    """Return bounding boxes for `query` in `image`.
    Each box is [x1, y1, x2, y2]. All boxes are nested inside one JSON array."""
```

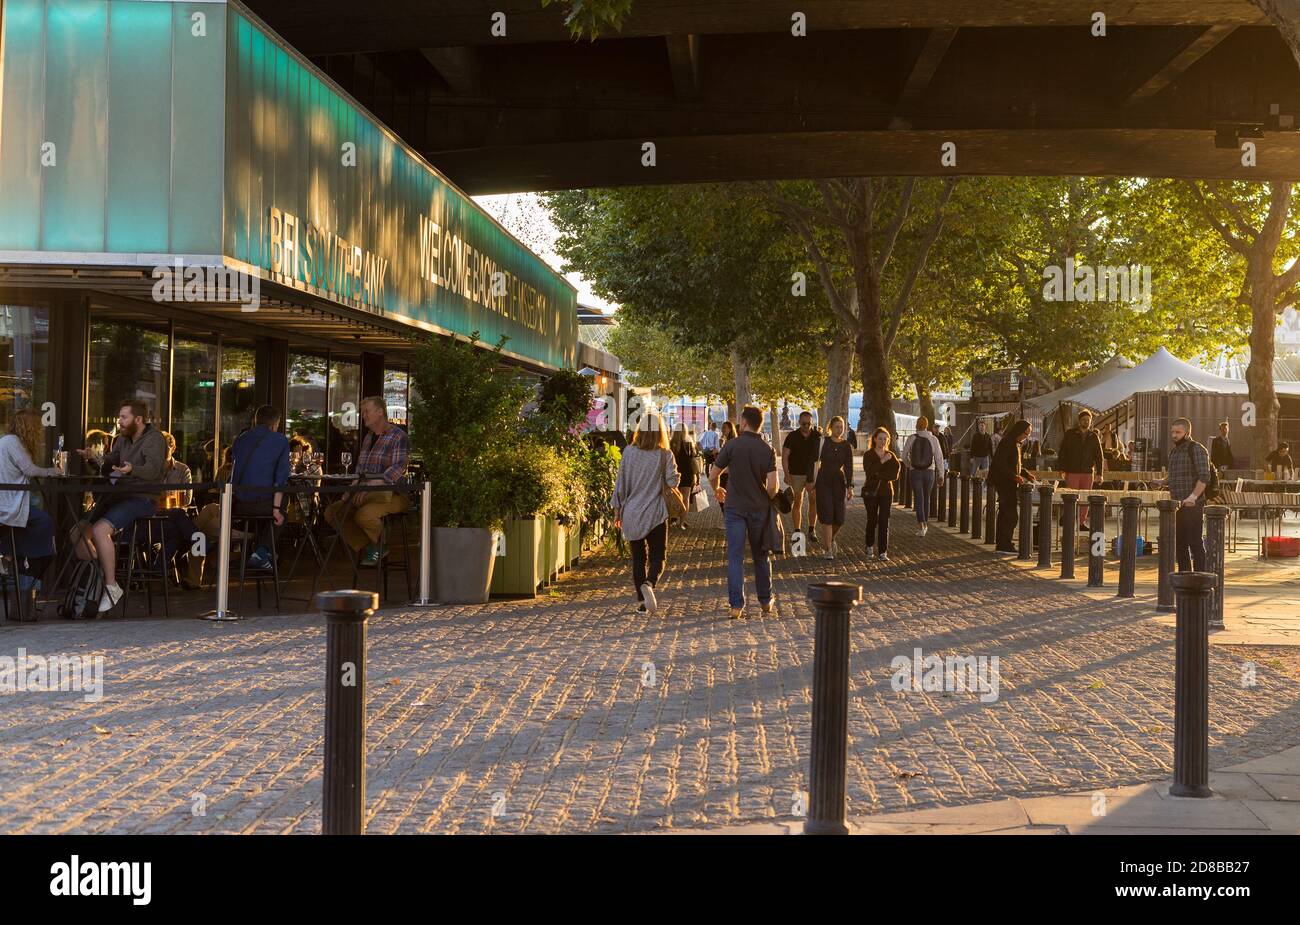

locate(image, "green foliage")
[[486, 440, 570, 521], [540, 0, 634, 40], [536, 368, 595, 435], [578, 440, 621, 538], [409, 333, 530, 529]]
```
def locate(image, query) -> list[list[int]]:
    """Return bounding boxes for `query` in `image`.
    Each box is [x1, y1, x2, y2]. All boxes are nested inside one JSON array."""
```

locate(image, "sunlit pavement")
[[1, 492, 1296, 834]]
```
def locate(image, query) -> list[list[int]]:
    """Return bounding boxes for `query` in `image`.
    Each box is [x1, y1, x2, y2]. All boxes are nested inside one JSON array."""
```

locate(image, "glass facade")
[[87, 318, 170, 434], [286, 352, 327, 455], [171, 333, 219, 481], [328, 356, 361, 473], [221, 342, 259, 448], [0, 304, 52, 458], [384, 367, 410, 427]]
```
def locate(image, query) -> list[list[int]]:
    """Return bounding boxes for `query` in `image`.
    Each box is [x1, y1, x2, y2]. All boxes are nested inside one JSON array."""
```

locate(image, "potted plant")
[[487, 441, 567, 597], [410, 333, 529, 604]]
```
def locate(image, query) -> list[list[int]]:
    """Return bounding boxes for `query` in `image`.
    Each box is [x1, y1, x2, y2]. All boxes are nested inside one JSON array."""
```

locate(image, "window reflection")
[[286, 352, 327, 455], [328, 356, 360, 473], [172, 334, 219, 483], [0, 305, 50, 449], [87, 319, 169, 433]]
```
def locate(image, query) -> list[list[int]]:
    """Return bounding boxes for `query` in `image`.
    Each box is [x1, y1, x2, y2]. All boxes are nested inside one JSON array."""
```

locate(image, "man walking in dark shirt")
[[710, 406, 779, 620], [1210, 421, 1234, 472], [1167, 417, 1211, 572], [781, 411, 820, 540], [1058, 409, 1104, 526]]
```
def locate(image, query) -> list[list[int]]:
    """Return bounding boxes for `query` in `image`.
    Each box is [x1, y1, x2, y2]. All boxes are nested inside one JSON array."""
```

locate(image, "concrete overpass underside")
[[243, 1, 1300, 191]]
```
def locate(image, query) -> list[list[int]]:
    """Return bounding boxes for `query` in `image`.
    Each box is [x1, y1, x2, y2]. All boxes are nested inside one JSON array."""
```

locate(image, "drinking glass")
[[341, 451, 353, 474]]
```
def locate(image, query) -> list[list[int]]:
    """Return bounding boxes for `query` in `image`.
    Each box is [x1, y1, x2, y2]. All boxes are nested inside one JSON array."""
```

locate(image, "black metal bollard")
[[947, 472, 959, 527], [1170, 572, 1215, 799], [960, 472, 971, 534], [930, 471, 939, 520], [1017, 482, 1034, 560], [900, 466, 911, 508], [1087, 495, 1106, 588], [318, 590, 378, 835], [984, 480, 998, 546], [1205, 505, 1228, 630], [1117, 497, 1140, 598], [805, 581, 862, 835], [1060, 493, 1077, 579], [1156, 499, 1177, 612], [1037, 483, 1054, 569]]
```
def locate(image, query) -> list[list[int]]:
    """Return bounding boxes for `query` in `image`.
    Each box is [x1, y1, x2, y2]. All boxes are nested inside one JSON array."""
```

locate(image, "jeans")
[[910, 468, 935, 524], [968, 456, 990, 477], [1, 506, 55, 560], [864, 489, 892, 554], [724, 508, 771, 610], [1176, 504, 1206, 572], [629, 521, 667, 600]]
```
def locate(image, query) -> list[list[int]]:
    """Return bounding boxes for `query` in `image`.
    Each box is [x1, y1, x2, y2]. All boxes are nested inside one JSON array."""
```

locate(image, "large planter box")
[[565, 523, 581, 567], [489, 518, 544, 597], [548, 517, 565, 579], [433, 527, 495, 604]]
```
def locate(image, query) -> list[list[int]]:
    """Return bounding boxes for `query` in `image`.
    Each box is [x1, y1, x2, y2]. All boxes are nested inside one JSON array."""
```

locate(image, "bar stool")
[[118, 515, 174, 619], [234, 514, 282, 613], [0, 525, 33, 622], [378, 509, 414, 604]]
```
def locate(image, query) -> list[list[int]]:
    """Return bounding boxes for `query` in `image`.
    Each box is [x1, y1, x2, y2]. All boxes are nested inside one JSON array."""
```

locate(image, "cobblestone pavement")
[[1, 499, 1296, 834]]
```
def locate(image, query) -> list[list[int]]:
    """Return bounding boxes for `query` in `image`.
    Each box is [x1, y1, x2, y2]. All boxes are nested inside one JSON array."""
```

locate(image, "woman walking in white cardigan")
[[611, 412, 680, 613]]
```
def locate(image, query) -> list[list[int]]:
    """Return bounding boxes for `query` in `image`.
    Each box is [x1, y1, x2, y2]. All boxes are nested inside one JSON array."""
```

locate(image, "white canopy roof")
[[1026, 355, 1134, 415], [1027, 347, 1300, 415]]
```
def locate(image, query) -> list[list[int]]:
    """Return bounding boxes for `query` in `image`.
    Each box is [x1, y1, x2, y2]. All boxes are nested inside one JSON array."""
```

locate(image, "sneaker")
[[823, 550, 835, 560], [729, 607, 744, 620], [877, 552, 889, 562], [917, 523, 926, 535], [866, 546, 874, 559], [98, 583, 124, 613], [761, 598, 775, 615], [246, 548, 272, 571], [359, 544, 387, 568], [636, 603, 648, 614], [641, 582, 658, 613], [995, 547, 1017, 555]]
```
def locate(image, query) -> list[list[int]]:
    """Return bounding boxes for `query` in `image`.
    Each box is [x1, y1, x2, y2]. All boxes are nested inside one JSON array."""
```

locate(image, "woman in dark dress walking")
[[861, 426, 901, 561], [815, 415, 855, 560]]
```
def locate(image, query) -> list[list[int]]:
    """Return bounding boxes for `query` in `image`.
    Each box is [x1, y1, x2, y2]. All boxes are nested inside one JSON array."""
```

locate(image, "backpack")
[[909, 434, 934, 470], [59, 559, 105, 620], [1204, 444, 1221, 498]]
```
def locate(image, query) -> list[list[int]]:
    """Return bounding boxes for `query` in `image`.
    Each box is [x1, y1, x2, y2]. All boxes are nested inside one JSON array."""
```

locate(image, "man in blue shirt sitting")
[[186, 405, 290, 584]]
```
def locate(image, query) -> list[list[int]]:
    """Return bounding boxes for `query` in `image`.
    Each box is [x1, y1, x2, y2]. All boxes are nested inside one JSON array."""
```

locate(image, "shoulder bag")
[[659, 450, 688, 520]]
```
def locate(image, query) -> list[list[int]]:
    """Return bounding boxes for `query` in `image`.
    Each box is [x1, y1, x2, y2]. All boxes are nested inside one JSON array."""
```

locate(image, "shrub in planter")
[[410, 333, 529, 603]]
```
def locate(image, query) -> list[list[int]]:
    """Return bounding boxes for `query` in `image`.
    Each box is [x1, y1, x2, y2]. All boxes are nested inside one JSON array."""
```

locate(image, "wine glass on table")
[[341, 451, 353, 476]]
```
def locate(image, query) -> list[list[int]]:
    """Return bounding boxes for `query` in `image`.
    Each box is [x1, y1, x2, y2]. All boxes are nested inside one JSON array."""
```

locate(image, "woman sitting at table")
[[156, 432, 198, 587], [0, 409, 62, 582]]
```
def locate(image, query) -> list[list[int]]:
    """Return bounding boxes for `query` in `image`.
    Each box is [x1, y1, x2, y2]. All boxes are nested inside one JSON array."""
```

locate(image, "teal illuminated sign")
[[0, 0, 577, 370]]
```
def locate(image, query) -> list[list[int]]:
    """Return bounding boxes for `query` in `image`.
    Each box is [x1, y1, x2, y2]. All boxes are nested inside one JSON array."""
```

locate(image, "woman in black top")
[[716, 420, 737, 512], [990, 419, 1033, 553], [669, 424, 701, 529], [815, 416, 855, 559], [861, 426, 901, 560]]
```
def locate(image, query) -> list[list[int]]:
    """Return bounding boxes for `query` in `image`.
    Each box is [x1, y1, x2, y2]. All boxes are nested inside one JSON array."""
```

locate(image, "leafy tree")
[[1182, 179, 1300, 461], [545, 185, 838, 418], [763, 178, 958, 436]]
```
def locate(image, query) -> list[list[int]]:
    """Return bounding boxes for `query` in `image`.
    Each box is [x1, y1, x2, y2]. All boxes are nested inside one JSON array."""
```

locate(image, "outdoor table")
[[31, 474, 107, 615], [1219, 491, 1300, 559], [281, 474, 358, 604]]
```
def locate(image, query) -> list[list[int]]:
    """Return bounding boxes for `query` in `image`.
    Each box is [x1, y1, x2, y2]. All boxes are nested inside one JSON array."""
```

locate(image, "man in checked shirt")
[[324, 395, 411, 567], [1166, 416, 1211, 573]]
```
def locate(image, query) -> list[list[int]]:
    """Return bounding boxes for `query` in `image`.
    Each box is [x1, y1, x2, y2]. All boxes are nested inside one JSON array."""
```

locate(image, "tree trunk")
[[1251, 1, 1300, 71], [769, 400, 781, 454], [821, 336, 854, 426], [915, 383, 937, 426], [730, 347, 752, 419], [856, 333, 895, 439], [1247, 275, 1281, 467]]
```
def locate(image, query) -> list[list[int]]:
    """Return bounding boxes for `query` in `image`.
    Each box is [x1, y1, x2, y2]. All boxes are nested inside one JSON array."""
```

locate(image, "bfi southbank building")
[[0, 0, 578, 474]]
